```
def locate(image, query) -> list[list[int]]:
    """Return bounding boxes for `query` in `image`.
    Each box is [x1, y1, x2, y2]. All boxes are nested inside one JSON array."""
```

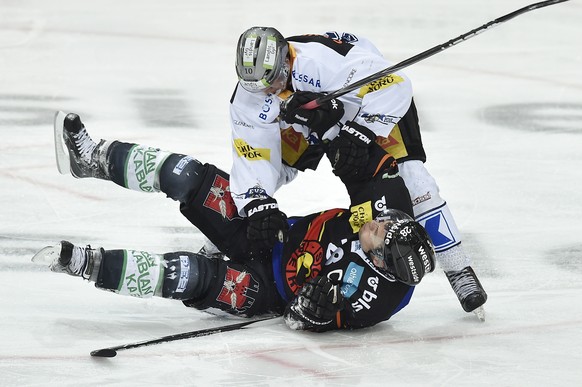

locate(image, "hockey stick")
[[90, 315, 277, 357], [302, 0, 570, 109]]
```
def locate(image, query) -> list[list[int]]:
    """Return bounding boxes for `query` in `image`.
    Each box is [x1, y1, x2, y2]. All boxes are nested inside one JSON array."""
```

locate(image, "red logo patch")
[[216, 268, 259, 312], [203, 174, 240, 220], [285, 240, 323, 295]]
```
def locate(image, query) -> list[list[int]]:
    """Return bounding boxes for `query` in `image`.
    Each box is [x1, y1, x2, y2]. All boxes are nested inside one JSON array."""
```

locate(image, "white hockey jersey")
[[229, 31, 413, 214]]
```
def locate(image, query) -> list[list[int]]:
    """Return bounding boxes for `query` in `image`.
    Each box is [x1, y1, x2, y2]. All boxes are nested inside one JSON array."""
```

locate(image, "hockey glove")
[[284, 275, 344, 332], [328, 121, 376, 179], [244, 197, 289, 251], [280, 91, 344, 137]]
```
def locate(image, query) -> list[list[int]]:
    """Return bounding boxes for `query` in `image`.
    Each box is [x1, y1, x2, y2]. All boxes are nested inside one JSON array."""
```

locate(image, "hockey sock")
[[106, 141, 171, 193]]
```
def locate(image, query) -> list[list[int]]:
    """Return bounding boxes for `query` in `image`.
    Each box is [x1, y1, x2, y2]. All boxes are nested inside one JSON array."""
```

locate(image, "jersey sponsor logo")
[[361, 113, 399, 126], [341, 262, 364, 298], [216, 268, 259, 313], [237, 185, 267, 200], [258, 96, 275, 121], [356, 74, 405, 98], [351, 276, 380, 312], [374, 196, 387, 212], [325, 242, 346, 265], [291, 70, 322, 88], [203, 174, 241, 220], [349, 201, 373, 233], [280, 127, 309, 166], [233, 138, 271, 161], [233, 119, 253, 129]]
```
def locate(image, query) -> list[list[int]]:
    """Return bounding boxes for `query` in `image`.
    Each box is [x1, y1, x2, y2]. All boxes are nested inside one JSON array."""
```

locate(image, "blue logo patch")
[[341, 262, 364, 298], [417, 211, 457, 250]]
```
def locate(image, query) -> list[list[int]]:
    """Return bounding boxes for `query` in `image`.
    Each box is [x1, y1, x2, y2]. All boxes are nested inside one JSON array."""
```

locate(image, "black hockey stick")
[[90, 316, 277, 358], [302, 0, 570, 109]]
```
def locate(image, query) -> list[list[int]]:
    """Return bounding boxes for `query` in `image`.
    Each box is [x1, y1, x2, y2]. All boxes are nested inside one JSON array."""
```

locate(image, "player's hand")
[[285, 276, 344, 331], [280, 91, 344, 137], [244, 197, 289, 251], [329, 121, 376, 179]]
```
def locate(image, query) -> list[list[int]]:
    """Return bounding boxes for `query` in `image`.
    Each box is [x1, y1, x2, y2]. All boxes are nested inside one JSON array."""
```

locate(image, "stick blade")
[[90, 348, 117, 358]]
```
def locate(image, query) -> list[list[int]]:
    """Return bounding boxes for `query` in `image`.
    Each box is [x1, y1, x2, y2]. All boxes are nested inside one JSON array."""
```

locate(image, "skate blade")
[[473, 306, 486, 322], [53, 110, 70, 175], [31, 244, 61, 265]]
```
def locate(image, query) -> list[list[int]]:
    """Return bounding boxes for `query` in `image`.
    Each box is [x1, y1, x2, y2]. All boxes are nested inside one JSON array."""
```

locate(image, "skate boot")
[[32, 241, 102, 281], [54, 111, 110, 179], [446, 266, 487, 316]]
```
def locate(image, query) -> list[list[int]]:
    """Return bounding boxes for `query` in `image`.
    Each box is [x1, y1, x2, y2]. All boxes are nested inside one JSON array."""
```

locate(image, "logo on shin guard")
[[203, 175, 241, 220], [416, 209, 459, 251], [216, 268, 259, 313]]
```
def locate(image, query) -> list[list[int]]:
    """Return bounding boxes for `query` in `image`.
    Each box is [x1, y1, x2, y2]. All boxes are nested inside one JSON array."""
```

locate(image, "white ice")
[[1, 0, 581, 386]]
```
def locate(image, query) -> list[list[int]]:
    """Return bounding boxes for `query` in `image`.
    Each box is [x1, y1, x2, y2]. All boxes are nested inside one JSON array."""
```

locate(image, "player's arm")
[[229, 88, 290, 251]]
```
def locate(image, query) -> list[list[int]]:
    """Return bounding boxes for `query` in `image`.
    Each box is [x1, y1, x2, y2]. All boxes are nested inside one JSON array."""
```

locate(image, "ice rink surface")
[[1, 0, 581, 385]]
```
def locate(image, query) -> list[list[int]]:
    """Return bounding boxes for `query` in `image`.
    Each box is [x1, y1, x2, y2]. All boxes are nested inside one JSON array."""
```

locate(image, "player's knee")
[[161, 252, 207, 300], [158, 155, 206, 203]]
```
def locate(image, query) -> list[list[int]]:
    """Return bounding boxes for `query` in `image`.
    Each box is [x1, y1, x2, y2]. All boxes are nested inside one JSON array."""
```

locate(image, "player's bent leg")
[[33, 242, 281, 316], [181, 257, 284, 317], [58, 112, 209, 203], [398, 160, 487, 313], [106, 143, 207, 202]]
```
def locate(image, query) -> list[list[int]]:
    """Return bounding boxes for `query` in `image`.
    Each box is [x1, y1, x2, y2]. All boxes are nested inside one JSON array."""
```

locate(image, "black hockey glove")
[[328, 121, 376, 179], [280, 91, 344, 137], [244, 197, 289, 252], [284, 276, 344, 332]]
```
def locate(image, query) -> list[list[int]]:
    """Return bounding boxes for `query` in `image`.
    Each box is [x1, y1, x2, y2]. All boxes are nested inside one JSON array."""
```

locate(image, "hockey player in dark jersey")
[[33, 112, 435, 332]]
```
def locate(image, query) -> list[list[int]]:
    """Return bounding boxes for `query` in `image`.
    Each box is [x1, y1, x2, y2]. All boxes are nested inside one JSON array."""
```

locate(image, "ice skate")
[[53, 111, 109, 179], [32, 240, 102, 281], [445, 266, 487, 320]]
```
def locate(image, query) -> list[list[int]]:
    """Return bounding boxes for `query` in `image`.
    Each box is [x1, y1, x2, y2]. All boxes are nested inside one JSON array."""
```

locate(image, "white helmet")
[[235, 26, 289, 93]]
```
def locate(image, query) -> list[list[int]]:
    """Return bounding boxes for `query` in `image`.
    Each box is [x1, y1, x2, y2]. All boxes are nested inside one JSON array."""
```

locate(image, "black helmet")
[[235, 26, 289, 93], [367, 209, 436, 285]]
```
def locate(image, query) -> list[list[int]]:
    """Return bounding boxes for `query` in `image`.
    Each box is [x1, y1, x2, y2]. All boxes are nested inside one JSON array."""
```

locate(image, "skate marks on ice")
[[480, 102, 582, 133], [0, 90, 196, 129], [547, 244, 582, 274], [130, 88, 197, 128]]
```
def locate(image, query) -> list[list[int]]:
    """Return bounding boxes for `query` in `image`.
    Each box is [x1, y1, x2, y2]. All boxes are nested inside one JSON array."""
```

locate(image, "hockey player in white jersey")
[[230, 26, 486, 316]]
